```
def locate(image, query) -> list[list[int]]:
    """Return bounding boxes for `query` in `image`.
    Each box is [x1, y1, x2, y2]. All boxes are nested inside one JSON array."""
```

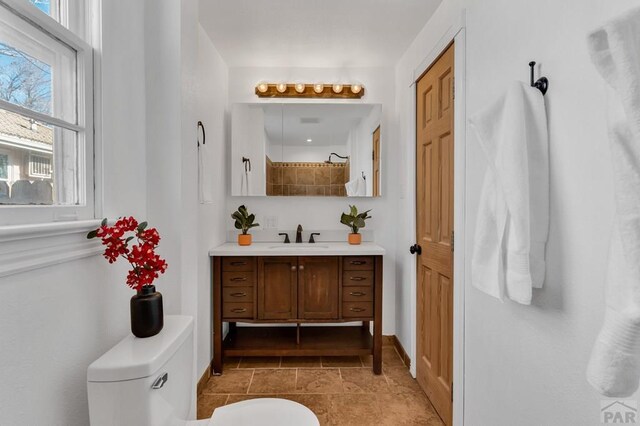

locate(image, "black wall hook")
[[529, 61, 549, 95], [197, 121, 205, 146]]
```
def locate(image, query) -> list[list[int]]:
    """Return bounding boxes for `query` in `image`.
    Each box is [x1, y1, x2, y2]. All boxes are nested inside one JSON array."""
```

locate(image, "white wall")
[[226, 66, 398, 334], [231, 104, 266, 195], [195, 25, 229, 381], [144, 0, 183, 316], [395, 0, 640, 424], [348, 106, 381, 195], [0, 1, 148, 424]]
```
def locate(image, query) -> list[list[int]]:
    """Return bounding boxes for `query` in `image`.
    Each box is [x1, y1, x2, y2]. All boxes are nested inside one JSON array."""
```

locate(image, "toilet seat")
[[206, 398, 320, 426]]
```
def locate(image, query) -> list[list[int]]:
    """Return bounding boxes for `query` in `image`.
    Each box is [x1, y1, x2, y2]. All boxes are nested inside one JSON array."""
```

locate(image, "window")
[[0, 153, 7, 179], [0, 0, 93, 224], [29, 153, 51, 178]]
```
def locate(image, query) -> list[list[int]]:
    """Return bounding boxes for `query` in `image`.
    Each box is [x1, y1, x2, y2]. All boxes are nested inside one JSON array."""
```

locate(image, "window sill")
[[0, 219, 103, 277]]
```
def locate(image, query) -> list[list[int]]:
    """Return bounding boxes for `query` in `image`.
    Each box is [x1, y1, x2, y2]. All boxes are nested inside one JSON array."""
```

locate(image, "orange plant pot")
[[238, 234, 252, 246], [348, 233, 362, 245]]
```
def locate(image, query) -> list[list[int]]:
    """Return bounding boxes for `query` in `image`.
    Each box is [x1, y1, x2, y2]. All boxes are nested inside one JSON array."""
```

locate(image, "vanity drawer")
[[342, 302, 373, 319], [222, 302, 254, 319], [342, 270, 373, 287], [223, 286, 254, 302], [222, 257, 255, 272], [342, 286, 373, 302], [342, 256, 374, 271], [222, 271, 255, 287]]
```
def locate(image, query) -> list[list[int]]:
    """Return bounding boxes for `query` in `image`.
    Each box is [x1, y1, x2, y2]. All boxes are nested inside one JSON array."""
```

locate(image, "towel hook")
[[242, 157, 251, 172], [361, 171, 366, 181], [197, 121, 205, 147], [529, 61, 549, 95]]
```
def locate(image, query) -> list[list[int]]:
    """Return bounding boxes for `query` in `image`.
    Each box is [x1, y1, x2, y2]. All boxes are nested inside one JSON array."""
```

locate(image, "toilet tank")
[[87, 316, 195, 426]]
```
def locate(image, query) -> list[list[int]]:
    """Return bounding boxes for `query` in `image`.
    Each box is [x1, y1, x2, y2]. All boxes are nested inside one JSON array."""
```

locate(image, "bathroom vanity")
[[209, 242, 385, 374]]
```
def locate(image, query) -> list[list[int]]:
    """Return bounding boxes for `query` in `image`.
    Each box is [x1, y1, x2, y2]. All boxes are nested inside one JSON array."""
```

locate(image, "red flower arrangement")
[[87, 217, 168, 292]]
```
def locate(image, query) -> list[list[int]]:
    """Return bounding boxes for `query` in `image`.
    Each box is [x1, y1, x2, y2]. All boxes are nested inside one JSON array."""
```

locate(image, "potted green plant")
[[232, 205, 259, 246], [340, 205, 372, 245]]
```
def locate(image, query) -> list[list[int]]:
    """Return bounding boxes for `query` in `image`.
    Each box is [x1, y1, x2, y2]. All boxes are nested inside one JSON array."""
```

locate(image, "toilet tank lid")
[[87, 315, 193, 382]]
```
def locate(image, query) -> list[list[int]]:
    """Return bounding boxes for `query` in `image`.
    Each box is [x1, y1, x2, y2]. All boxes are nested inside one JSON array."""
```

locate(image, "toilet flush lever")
[[152, 372, 168, 389]]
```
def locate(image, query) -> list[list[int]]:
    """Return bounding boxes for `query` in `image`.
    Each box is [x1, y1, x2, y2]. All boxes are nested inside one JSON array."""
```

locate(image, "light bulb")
[[295, 83, 305, 93], [313, 84, 324, 94], [276, 83, 287, 93], [257, 83, 269, 93], [351, 84, 362, 94], [332, 84, 343, 93]]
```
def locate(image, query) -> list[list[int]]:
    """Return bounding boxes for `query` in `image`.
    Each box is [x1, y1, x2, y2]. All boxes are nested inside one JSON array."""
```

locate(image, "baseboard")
[[197, 365, 211, 396], [392, 335, 411, 368]]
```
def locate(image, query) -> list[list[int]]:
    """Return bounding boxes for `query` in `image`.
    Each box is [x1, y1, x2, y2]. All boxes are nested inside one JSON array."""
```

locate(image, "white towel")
[[587, 6, 640, 397], [345, 176, 366, 197], [198, 140, 213, 204], [469, 81, 549, 305]]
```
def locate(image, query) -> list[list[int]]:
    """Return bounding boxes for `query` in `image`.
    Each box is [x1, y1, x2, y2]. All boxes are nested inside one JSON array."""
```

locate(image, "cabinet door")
[[298, 256, 339, 320], [258, 257, 298, 320]]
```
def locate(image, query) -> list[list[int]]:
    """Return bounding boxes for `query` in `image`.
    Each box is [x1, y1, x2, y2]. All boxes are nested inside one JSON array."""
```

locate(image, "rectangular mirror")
[[231, 103, 382, 197]]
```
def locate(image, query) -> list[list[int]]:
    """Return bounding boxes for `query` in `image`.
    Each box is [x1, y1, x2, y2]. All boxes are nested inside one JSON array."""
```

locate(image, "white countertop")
[[209, 242, 385, 257]]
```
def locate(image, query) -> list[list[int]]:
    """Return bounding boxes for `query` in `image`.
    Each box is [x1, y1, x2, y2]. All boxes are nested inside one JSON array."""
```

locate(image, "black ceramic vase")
[[130, 285, 164, 338]]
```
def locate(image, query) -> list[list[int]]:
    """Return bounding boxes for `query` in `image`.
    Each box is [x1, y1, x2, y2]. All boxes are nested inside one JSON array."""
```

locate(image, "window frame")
[[0, 0, 101, 278], [0, 0, 95, 225]]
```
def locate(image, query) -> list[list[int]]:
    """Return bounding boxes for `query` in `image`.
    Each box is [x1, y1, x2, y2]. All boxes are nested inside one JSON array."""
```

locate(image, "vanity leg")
[[372, 255, 383, 375], [212, 257, 223, 375], [362, 321, 370, 331]]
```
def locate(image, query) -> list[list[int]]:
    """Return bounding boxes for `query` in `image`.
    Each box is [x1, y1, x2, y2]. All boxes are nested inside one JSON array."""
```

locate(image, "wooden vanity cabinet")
[[298, 256, 340, 320], [212, 254, 383, 375], [258, 257, 298, 320]]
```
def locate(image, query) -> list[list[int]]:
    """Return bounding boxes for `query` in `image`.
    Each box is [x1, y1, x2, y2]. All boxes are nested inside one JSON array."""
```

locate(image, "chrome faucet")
[[296, 224, 303, 243]]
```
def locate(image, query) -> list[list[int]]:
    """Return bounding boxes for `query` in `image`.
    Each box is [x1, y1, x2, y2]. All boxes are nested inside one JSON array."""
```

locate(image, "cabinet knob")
[[230, 292, 247, 297], [230, 277, 247, 282], [350, 307, 366, 313], [299, 265, 305, 271], [231, 308, 247, 313], [350, 276, 366, 281], [350, 260, 366, 265], [291, 266, 297, 271], [349, 291, 366, 297]]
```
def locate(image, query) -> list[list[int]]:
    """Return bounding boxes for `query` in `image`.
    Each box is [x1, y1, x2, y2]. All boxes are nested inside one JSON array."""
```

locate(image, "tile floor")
[[197, 344, 444, 426]]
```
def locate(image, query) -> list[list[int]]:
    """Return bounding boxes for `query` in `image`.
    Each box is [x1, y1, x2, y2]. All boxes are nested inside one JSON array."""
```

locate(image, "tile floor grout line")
[[246, 369, 255, 394]]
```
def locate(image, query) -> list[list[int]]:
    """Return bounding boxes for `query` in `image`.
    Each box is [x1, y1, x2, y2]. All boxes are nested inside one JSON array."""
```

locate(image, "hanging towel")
[[587, 6, 640, 397], [198, 139, 213, 204], [469, 81, 549, 305], [345, 176, 366, 197]]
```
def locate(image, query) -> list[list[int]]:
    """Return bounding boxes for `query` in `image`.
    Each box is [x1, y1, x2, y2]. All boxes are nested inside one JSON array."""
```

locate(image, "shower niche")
[[231, 103, 382, 197]]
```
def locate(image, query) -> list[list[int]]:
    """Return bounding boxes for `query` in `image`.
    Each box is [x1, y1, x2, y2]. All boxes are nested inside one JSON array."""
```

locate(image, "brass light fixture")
[[255, 83, 365, 99]]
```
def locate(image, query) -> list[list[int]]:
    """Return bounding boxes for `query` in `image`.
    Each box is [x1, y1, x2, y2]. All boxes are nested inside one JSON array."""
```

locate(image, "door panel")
[[258, 257, 298, 320], [415, 42, 454, 426], [298, 256, 339, 319]]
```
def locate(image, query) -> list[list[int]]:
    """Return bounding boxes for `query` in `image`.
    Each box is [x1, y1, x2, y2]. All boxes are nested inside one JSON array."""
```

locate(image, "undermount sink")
[[268, 244, 330, 250]]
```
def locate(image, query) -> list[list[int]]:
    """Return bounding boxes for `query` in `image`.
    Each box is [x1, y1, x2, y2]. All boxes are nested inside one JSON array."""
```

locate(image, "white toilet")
[[87, 315, 319, 426]]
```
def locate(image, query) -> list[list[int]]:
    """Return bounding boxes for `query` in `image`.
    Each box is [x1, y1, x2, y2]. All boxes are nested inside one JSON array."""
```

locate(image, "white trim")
[[0, 218, 100, 241], [0, 219, 102, 277], [408, 10, 466, 426]]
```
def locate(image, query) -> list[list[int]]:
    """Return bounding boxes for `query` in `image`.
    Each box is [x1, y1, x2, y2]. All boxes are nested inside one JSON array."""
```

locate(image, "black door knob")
[[409, 244, 422, 255]]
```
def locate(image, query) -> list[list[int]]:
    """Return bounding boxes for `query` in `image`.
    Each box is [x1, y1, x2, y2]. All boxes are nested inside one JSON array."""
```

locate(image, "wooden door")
[[415, 43, 454, 425], [372, 126, 381, 197], [258, 257, 298, 320], [298, 256, 339, 319]]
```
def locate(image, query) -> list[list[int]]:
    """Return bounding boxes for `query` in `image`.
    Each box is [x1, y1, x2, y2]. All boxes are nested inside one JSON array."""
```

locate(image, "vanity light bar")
[[255, 83, 365, 99]]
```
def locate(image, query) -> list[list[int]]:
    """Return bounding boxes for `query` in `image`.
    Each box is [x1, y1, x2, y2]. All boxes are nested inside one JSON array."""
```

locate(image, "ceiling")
[[199, 0, 442, 68], [264, 104, 378, 146]]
